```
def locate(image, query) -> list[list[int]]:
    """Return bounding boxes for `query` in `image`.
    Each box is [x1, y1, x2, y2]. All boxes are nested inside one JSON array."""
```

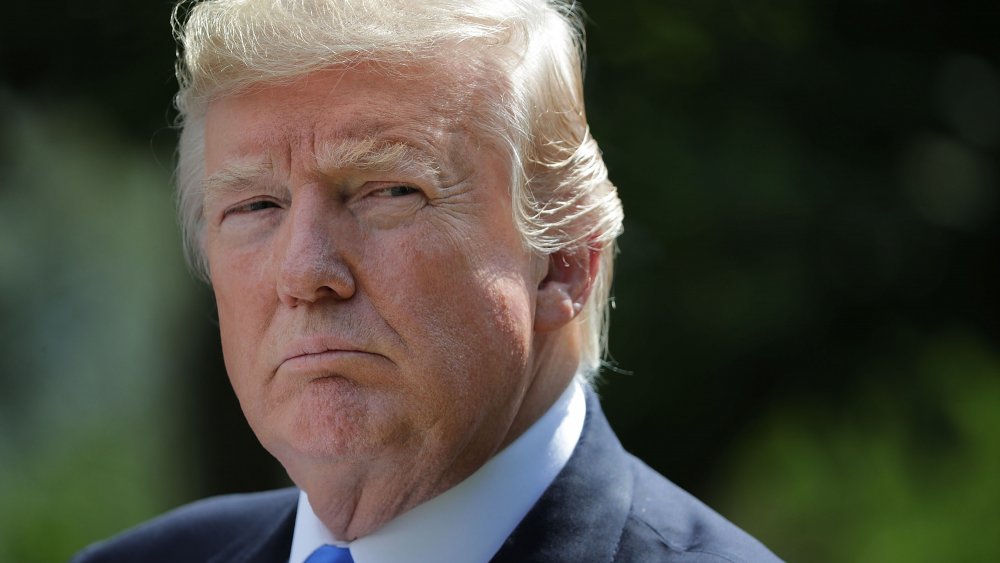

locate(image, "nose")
[[276, 197, 356, 307]]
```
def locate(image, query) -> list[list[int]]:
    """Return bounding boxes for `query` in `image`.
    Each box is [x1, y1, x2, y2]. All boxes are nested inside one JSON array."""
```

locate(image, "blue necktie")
[[304, 544, 354, 563]]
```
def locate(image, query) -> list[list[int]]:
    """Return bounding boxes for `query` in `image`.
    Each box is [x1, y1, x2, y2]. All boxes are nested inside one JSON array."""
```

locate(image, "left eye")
[[374, 185, 420, 197], [243, 200, 280, 211]]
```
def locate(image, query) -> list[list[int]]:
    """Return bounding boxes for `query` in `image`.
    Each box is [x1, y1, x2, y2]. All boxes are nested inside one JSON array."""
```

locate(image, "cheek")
[[214, 287, 254, 393], [210, 247, 276, 380], [378, 228, 536, 369]]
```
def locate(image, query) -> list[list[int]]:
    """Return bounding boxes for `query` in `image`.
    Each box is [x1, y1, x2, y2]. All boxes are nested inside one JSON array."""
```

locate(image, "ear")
[[534, 244, 601, 333]]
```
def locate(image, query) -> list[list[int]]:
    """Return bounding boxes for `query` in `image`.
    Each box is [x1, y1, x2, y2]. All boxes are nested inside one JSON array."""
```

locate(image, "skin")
[[202, 64, 596, 540]]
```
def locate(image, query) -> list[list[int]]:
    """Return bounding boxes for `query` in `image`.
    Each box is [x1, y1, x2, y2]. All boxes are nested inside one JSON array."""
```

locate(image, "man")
[[74, 1, 780, 561]]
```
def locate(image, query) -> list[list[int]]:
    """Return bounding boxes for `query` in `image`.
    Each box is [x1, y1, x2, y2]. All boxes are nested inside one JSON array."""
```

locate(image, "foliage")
[[0, 98, 199, 562], [718, 330, 1000, 560]]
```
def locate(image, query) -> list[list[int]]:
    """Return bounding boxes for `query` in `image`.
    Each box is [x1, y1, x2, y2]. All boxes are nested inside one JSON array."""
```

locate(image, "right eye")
[[225, 198, 281, 217]]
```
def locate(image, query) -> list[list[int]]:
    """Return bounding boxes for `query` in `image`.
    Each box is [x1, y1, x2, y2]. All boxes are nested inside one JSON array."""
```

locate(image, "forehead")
[[203, 63, 485, 172]]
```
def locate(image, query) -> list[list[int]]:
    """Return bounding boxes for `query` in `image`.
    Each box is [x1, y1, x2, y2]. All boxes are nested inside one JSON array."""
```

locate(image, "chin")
[[259, 391, 401, 464]]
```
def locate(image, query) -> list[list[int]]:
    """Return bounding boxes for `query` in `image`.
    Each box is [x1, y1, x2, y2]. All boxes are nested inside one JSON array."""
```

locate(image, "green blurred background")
[[2, 0, 998, 561]]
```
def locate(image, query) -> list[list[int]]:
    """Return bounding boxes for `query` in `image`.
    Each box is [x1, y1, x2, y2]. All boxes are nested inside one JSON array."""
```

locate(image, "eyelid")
[[372, 184, 420, 197], [223, 196, 283, 218], [358, 181, 424, 199]]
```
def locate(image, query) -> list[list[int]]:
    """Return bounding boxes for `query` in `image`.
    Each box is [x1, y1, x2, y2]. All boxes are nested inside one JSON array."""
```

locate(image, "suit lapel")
[[207, 490, 298, 563], [490, 388, 634, 562]]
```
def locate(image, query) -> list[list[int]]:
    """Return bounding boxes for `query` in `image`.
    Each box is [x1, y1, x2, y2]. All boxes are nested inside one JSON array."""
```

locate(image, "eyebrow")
[[202, 160, 276, 209], [202, 137, 444, 206], [313, 137, 441, 182]]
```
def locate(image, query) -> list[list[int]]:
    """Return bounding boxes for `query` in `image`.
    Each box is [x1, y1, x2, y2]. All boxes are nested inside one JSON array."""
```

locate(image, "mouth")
[[276, 336, 379, 375], [281, 350, 365, 372]]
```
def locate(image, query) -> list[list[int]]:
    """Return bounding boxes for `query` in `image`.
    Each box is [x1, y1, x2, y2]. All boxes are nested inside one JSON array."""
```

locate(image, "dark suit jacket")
[[72, 389, 781, 562]]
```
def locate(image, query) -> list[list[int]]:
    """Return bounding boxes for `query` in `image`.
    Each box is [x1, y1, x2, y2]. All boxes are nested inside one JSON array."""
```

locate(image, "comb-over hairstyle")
[[173, 0, 624, 377]]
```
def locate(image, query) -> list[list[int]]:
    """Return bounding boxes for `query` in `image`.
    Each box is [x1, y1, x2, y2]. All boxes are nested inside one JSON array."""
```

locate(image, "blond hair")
[[173, 0, 624, 376]]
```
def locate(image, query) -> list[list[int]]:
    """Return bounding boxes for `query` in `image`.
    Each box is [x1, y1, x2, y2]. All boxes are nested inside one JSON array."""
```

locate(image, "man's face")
[[202, 66, 553, 500]]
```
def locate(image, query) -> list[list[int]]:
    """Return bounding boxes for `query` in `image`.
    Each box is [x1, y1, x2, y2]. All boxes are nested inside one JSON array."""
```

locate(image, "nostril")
[[277, 257, 356, 305]]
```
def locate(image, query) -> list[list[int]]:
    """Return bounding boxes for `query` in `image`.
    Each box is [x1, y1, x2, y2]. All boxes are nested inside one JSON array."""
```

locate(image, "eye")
[[244, 200, 280, 211], [224, 198, 281, 218], [372, 185, 420, 197]]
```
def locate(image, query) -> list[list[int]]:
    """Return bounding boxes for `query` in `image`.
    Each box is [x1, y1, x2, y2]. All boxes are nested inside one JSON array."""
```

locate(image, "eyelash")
[[227, 199, 280, 216], [223, 185, 420, 218], [373, 185, 420, 197], [245, 200, 280, 211]]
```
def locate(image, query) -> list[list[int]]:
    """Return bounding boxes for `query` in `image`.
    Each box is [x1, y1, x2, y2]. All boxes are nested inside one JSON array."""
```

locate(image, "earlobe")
[[534, 244, 601, 332]]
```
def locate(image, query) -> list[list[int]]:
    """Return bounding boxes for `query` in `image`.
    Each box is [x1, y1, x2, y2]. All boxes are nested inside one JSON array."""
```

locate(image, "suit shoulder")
[[70, 488, 299, 563], [617, 457, 782, 563]]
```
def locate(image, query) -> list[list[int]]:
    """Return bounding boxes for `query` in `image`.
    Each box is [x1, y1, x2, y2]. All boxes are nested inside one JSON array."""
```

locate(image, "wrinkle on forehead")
[[202, 63, 494, 205]]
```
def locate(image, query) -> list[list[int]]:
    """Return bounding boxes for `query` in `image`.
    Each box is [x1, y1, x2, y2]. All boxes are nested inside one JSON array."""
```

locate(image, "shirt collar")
[[289, 379, 586, 563]]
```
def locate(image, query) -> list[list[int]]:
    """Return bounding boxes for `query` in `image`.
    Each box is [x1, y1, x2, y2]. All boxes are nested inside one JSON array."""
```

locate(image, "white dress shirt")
[[288, 380, 587, 563]]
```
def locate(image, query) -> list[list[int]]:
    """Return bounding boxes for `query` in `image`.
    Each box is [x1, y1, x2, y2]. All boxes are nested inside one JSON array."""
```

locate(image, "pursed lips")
[[277, 336, 373, 373]]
